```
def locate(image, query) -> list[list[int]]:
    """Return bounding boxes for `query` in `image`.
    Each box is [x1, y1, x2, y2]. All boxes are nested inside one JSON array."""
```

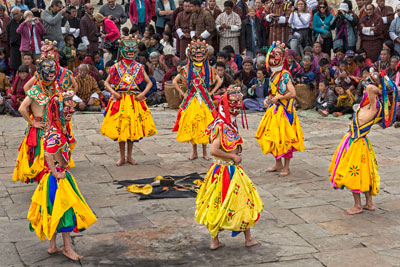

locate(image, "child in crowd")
[[22, 54, 36, 77], [244, 68, 269, 111], [216, 52, 234, 76], [6, 65, 31, 116], [316, 80, 337, 116], [331, 85, 355, 117], [94, 53, 104, 72], [121, 26, 129, 36], [318, 58, 335, 84], [142, 25, 155, 48], [100, 60, 114, 107], [233, 72, 248, 98], [62, 34, 76, 71], [130, 25, 141, 39], [148, 33, 163, 54], [330, 46, 346, 68], [334, 60, 355, 94], [0, 48, 7, 70]]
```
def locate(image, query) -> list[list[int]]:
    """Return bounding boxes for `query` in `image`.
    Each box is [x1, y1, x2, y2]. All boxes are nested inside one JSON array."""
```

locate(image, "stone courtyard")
[[1, 108, 400, 267]]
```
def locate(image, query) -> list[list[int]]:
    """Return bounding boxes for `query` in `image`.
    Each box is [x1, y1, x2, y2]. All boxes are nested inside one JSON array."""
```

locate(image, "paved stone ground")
[[1, 108, 400, 267]]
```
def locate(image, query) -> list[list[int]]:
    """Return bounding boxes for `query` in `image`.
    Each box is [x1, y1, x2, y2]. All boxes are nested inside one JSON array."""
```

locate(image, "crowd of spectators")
[[0, 0, 400, 127]]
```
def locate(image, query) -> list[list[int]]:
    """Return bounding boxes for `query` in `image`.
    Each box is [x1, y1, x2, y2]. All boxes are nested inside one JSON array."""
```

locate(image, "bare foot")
[[115, 158, 126, 166], [126, 158, 138, 165], [266, 165, 283, 172], [63, 248, 83, 261], [210, 241, 225, 250], [188, 154, 198, 160], [245, 237, 259, 247], [362, 204, 376, 211], [47, 247, 62, 254], [345, 206, 363, 215], [278, 169, 290, 177], [203, 154, 211, 161]]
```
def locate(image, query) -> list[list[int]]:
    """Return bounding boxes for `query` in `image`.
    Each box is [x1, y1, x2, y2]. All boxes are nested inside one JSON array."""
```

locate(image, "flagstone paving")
[[1, 108, 400, 266]]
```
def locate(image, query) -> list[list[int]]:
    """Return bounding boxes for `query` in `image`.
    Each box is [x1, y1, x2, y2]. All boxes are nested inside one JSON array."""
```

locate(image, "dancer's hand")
[[135, 93, 145, 101], [232, 154, 242, 165], [270, 95, 281, 104], [114, 92, 122, 100], [54, 171, 65, 179], [31, 121, 45, 129]]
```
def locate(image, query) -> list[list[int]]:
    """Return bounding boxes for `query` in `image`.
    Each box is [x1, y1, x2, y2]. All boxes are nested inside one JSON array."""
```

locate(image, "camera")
[[95, 33, 101, 38], [294, 7, 298, 11]]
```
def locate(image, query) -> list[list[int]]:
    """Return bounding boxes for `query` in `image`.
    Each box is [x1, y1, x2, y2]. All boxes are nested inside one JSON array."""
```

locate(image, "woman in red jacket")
[[94, 13, 121, 60], [129, 0, 152, 36]]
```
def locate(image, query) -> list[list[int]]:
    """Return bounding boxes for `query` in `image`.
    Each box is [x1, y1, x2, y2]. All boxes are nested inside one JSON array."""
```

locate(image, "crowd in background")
[[1, 0, 400, 126]]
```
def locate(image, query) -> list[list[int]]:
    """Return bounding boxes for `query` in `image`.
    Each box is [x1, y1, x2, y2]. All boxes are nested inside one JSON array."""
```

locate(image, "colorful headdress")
[[117, 35, 138, 61], [37, 40, 59, 66], [35, 40, 58, 85], [187, 39, 209, 65], [266, 41, 288, 71]]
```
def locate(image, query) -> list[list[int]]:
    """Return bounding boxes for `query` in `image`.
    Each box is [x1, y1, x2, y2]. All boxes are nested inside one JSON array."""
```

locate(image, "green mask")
[[120, 39, 138, 60]]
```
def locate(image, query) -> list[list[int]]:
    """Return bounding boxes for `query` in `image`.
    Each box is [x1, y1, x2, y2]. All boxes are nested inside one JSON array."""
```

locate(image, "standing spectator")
[[175, 0, 192, 60], [312, 41, 329, 67], [288, 0, 311, 58], [61, 6, 81, 48], [189, 0, 215, 45], [359, 4, 384, 62], [373, 48, 390, 71], [155, 0, 175, 35], [0, 0, 11, 16], [236, 0, 248, 19], [80, 4, 100, 56], [171, 0, 183, 57], [94, 13, 120, 60], [10, 0, 28, 14], [16, 11, 45, 62], [129, 0, 152, 35], [205, 0, 221, 50], [24, 0, 45, 18], [264, 0, 291, 46], [7, 7, 23, 73], [375, 0, 394, 41], [330, 2, 358, 52], [0, 4, 11, 58], [99, 0, 127, 30], [68, 0, 85, 19], [232, 0, 243, 18], [242, 6, 266, 58], [42, 0, 65, 51], [389, 5, 400, 56], [312, 0, 333, 55], [215, 1, 241, 54], [354, 0, 365, 17]]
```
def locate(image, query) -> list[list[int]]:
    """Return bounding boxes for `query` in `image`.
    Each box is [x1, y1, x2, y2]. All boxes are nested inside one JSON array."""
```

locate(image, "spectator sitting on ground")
[[160, 45, 179, 71], [233, 72, 248, 98], [345, 50, 357, 75], [318, 58, 335, 84], [99, 60, 114, 106], [312, 41, 329, 67], [0, 48, 6, 70], [255, 56, 266, 71], [356, 48, 373, 66], [316, 80, 337, 117], [207, 45, 216, 66], [296, 54, 319, 88], [354, 55, 372, 77], [162, 59, 186, 92], [0, 66, 11, 114], [21, 53, 36, 77], [73, 64, 101, 111], [238, 56, 256, 88], [141, 25, 155, 48], [331, 85, 355, 117], [215, 51, 234, 77], [93, 52, 104, 72], [386, 56, 399, 81], [334, 60, 355, 94], [244, 68, 269, 111], [6, 65, 31, 116], [373, 48, 391, 71], [76, 43, 88, 66], [213, 61, 234, 105], [148, 51, 166, 84], [223, 44, 242, 70], [148, 33, 164, 54], [287, 49, 303, 78], [330, 46, 346, 68]]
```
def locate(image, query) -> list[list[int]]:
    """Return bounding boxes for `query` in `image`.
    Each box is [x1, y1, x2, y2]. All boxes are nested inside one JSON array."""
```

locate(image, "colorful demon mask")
[[38, 59, 57, 83], [62, 91, 75, 123], [188, 40, 208, 64], [227, 87, 244, 117], [266, 41, 287, 71], [119, 36, 138, 60], [37, 40, 59, 65]]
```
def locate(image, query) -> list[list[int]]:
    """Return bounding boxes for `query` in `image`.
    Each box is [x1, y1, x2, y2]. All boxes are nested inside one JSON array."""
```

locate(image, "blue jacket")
[[247, 77, 269, 99], [155, 0, 176, 28], [312, 13, 333, 38]]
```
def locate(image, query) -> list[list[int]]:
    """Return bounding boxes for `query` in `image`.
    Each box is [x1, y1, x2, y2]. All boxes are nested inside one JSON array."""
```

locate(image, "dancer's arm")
[[104, 75, 121, 100], [210, 75, 222, 96], [366, 84, 380, 112], [18, 97, 44, 129], [24, 76, 37, 92], [210, 133, 242, 165], [45, 153, 65, 179], [135, 72, 152, 101], [270, 78, 296, 104], [173, 74, 185, 97]]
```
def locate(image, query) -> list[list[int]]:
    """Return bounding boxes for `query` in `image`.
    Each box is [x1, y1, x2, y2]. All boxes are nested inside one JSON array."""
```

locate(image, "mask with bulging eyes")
[[227, 88, 243, 117], [268, 46, 285, 68], [188, 40, 208, 64], [121, 39, 138, 60], [38, 59, 57, 83], [63, 99, 75, 122]]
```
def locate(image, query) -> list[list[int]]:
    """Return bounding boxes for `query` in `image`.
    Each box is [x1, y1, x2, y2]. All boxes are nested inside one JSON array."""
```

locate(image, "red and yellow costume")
[[173, 40, 218, 144], [195, 90, 263, 238], [255, 42, 305, 158]]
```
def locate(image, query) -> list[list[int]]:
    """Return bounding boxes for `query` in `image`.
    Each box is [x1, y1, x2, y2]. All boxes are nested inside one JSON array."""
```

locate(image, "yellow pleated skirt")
[[101, 94, 157, 142], [329, 133, 380, 195], [175, 98, 214, 145], [28, 171, 97, 241], [195, 161, 264, 238], [255, 104, 305, 158]]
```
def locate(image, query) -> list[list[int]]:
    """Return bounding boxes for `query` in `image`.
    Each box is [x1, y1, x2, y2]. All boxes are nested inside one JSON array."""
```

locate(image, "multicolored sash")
[[180, 67, 214, 112], [115, 61, 141, 94]]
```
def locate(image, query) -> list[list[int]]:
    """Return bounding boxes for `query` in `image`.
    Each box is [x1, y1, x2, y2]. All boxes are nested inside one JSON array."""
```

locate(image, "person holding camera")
[[330, 2, 358, 52], [16, 11, 45, 62], [288, 0, 312, 58], [94, 13, 120, 60], [312, 0, 333, 56], [25, 0, 46, 18], [99, 0, 127, 30], [42, 0, 67, 51]]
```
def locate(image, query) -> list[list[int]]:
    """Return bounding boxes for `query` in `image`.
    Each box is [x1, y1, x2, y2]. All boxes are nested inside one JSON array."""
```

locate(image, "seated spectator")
[[148, 51, 165, 84], [215, 51, 234, 76], [141, 25, 155, 48], [62, 34, 77, 71], [160, 29, 176, 55], [93, 52, 104, 72], [160, 45, 179, 71], [0, 66, 11, 114], [354, 67, 373, 103], [334, 60, 354, 93], [233, 72, 247, 98], [383, 40, 395, 57], [312, 41, 329, 67], [223, 45, 241, 71], [0, 48, 6, 70], [356, 48, 373, 66], [22, 53, 36, 77], [121, 26, 129, 36], [148, 33, 163, 54], [330, 46, 346, 68], [238, 56, 256, 88], [99, 60, 115, 106], [213, 61, 234, 105], [387, 56, 399, 81], [373, 48, 390, 71], [253, 48, 267, 65], [162, 59, 186, 91], [318, 58, 335, 84], [345, 50, 357, 75], [139, 64, 161, 106], [331, 85, 355, 116], [354, 55, 372, 78], [73, 64, 101, 111], [287, 50, 303, 78], [76, 43, 88, 66], [6, 65, 31, 116], [296, 54, 319, 88], [73, 56, 100, 81], [244, 68, 269, 111], [303, 46, 316, 67], [255, 56, 266, 71], [316, 80, 337, 116], [207, 45, 216, 66]]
